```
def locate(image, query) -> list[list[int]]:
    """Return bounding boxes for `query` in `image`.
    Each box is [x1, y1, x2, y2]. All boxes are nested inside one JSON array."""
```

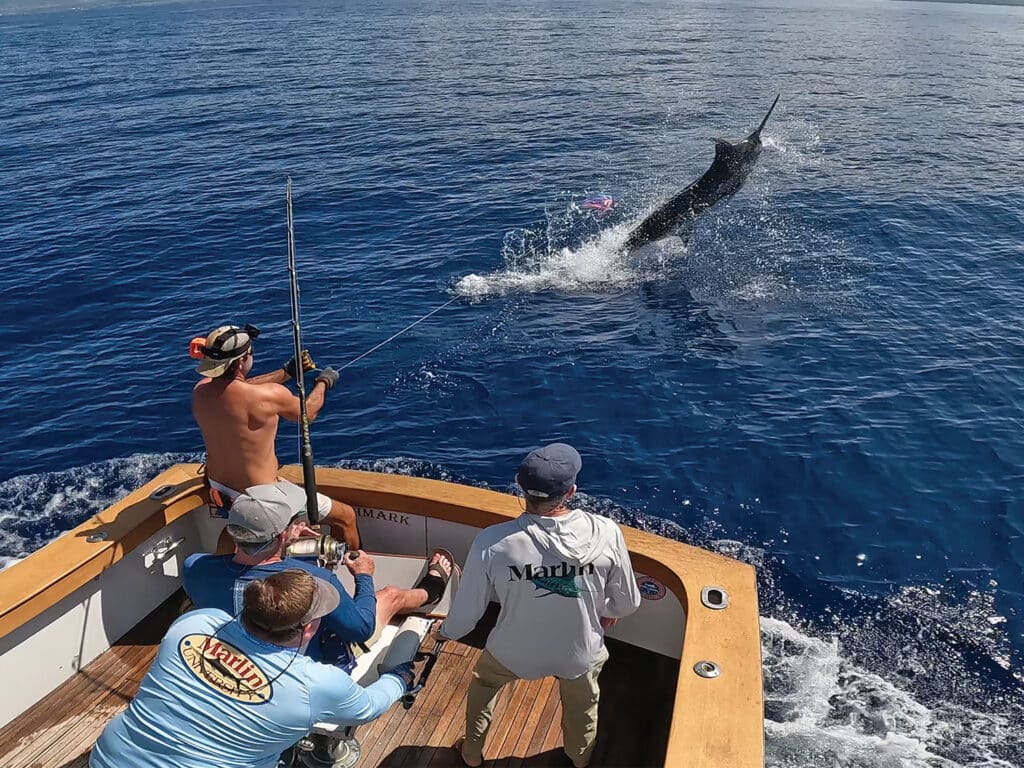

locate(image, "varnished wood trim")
[[0, 465, 205, 641], [0, 463, 764, 766]]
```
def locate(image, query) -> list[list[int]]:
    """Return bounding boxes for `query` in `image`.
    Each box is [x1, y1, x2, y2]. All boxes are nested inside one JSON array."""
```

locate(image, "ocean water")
[[1, 0, 1022, 764]]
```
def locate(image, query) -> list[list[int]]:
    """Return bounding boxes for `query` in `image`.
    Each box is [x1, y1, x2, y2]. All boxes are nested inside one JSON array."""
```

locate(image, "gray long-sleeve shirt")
[[440, 509, 641, 679]]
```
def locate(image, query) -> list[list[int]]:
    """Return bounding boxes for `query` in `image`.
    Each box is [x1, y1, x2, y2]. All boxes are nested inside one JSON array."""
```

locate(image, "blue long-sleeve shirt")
[[90, 609, 404, 768], [183, 554, 376, 666]]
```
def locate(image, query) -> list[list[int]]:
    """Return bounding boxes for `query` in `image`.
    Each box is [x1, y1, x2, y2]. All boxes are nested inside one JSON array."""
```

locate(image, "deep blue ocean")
[[1, 0, 1022, 764]]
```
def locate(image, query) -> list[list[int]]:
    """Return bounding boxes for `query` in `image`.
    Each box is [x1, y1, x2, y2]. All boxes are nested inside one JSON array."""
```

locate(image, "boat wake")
[[0, 452, 198, 561], [760, 616, 1019, 768], [583, 495, 1024, 768], [1, 456, 1020, 765]]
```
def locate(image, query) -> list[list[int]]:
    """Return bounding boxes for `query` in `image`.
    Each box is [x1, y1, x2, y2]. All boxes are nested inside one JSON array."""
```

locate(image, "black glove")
[[283, 349, 316, 379], [315, 367, 339, 391], [384, 661, 416, 691]]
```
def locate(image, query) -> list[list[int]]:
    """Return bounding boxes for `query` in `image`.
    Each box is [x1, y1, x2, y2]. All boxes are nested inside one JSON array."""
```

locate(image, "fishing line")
[[338, 297, 460, 372]]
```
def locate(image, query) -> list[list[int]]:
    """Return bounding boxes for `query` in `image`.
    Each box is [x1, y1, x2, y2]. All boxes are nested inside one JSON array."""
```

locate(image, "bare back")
[[193, 378, 286, 490]]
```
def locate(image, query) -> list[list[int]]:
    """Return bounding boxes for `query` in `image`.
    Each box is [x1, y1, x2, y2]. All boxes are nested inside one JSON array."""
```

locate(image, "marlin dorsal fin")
[[712, 138, 734, 159]]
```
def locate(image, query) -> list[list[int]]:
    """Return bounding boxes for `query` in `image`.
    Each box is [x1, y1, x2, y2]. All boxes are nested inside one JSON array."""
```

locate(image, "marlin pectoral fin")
[[671, 219, 694, 243]]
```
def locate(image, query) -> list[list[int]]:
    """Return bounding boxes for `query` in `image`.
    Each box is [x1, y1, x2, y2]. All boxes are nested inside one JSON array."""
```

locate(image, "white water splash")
[[761, 617, 1019, 768], [454, 222, 657, 299], [0, 452, 199, 556], [762, 125, 825, 170], [453, 119, 850, 307]]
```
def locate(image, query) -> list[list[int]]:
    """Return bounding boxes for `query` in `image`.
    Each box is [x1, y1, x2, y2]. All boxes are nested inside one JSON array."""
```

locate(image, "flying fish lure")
[[580, 194, 615, 218]]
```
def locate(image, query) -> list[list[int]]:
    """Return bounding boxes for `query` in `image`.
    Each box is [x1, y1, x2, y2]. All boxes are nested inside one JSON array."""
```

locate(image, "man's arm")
[[310, 662, 407, 727], [247, 369, 291, 385], [320, 568, 376, 643], [438, 538, 490, 640], [602, 526, 642, 619], [249, 351, 317, 386], [262, 380, 329, 423]]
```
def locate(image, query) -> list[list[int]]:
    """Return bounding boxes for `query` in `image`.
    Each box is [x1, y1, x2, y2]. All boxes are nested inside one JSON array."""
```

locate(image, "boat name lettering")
[[508, 562, 595, 581], [356, 509, 410, 526]]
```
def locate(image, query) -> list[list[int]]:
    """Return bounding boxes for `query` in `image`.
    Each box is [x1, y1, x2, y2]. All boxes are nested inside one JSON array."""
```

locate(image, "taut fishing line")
[[337, 297, 460, 373]]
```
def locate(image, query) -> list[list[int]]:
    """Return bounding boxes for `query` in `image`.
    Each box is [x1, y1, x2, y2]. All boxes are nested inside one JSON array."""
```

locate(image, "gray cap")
[[227, 482, 306, 543], [243, 570, 341, 632], [516, 443, 582, 499], [299, 574, 341, 624], [195, 325, 256, 378]]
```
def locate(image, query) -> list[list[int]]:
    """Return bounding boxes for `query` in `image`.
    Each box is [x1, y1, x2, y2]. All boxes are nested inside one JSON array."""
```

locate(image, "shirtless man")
[[191, 323, 360, 550]]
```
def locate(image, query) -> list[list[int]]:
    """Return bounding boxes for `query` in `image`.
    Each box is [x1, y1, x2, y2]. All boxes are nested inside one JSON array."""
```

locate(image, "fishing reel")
[[285, 532, 346, 569]]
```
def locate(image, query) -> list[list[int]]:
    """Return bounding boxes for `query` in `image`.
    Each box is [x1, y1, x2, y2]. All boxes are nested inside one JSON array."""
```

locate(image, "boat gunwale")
[[0, 462, 764, 767]]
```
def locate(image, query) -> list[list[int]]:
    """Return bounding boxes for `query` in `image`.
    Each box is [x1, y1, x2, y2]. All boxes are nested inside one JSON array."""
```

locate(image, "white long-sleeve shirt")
[[440, 508, 641, 680]]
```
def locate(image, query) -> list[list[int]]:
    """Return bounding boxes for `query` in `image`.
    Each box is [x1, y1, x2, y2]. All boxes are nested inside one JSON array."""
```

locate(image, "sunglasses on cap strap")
[[188, 324, 261, 360]]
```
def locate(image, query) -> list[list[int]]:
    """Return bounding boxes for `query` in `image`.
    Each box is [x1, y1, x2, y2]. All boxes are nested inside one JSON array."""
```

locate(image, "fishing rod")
[[286, 178, 321, 525]]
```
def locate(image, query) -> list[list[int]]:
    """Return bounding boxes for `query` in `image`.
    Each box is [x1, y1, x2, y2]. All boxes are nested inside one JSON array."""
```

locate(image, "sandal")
[[415, 548, 461, 612]]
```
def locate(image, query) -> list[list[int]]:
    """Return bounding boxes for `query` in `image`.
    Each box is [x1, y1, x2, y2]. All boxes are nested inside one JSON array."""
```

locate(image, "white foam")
[[0, 452, 199, 557], [762, 616, 1020, 767], [454, 223, 651, 299]]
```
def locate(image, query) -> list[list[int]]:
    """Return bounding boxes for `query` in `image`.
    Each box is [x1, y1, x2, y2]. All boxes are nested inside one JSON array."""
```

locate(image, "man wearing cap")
[[191, 323, 361, 550], [90, 569, 413, 768], [183, 482, 457, 671], [438, 443, 641, 768]]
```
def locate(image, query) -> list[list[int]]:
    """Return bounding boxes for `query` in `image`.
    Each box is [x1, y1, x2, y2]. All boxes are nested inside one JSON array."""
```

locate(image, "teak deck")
[[0, 593, 676, 768]]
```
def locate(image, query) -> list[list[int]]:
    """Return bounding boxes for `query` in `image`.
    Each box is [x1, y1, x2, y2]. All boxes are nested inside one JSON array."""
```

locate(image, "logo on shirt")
[[508, 562, 595, 599], [179, 634, 273, 704], [636, 575, 666, 601]]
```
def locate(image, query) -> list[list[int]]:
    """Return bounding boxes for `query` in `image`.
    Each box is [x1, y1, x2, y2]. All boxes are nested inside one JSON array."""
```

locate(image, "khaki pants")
[[463, 646, 609, 768]]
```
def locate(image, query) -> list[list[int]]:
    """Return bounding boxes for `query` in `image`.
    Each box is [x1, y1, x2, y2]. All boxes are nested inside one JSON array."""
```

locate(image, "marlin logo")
[[530, 575, 584, 598], [508, 562, 595, 599], [179, 634, 272, 704]]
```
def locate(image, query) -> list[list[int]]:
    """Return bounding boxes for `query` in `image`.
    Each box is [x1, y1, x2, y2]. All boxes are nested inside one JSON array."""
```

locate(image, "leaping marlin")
[[623, 95, 780, 253]]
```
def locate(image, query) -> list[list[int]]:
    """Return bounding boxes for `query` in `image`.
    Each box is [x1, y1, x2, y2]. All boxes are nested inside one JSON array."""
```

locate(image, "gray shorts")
[[209, 477, 332, 518]]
